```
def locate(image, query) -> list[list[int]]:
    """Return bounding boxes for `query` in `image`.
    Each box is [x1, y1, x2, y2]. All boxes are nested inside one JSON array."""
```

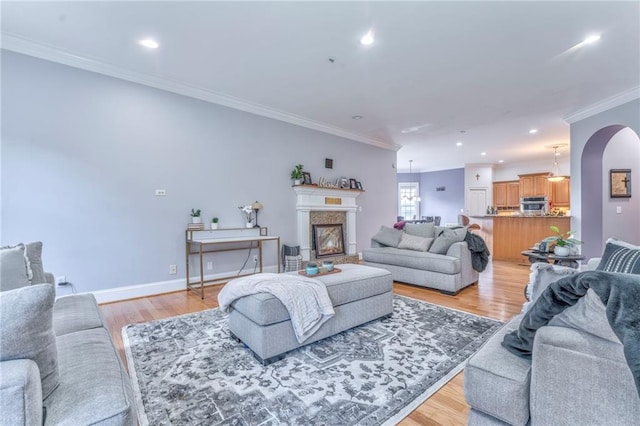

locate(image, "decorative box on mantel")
[[293, 185, 362, 261]]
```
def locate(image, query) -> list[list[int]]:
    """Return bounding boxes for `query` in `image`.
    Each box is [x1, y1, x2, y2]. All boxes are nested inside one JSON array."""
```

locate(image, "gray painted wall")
[[397, 168, 464, 224], [569, 98, 640, 259], [1, 51, 398, 293], [602, 127, 640, 244]]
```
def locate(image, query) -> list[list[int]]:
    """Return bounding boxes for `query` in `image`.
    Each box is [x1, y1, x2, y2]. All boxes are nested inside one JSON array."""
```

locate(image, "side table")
[[520, 249, 585, 270]]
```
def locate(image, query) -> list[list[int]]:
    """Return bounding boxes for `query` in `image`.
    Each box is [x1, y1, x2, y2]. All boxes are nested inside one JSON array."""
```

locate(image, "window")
[[398, 182, 420, 220]]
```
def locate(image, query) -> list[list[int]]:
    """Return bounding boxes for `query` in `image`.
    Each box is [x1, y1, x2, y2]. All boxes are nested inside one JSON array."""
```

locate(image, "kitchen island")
[[470, 216, 571, 262]]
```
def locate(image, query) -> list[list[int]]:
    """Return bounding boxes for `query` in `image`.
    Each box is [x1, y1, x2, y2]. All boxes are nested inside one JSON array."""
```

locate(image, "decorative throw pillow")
[[371, 226, 403, 247], [0, 283, 59, 398], [397, 233, 433, 252], [25, 241, 46, 284], [428, 227, 467, 254], [284, 255, 302, 272], [0, 244, 32, 291], [596, 241, 640, 275], [404, 222, 435, 238]]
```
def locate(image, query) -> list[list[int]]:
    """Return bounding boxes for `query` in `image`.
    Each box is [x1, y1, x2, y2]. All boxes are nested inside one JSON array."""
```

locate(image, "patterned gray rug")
[[123, 295, 503, 425]]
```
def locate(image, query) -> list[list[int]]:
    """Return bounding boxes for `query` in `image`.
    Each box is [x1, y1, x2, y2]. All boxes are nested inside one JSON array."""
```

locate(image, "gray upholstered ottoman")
[[227, 264, 393, 364]]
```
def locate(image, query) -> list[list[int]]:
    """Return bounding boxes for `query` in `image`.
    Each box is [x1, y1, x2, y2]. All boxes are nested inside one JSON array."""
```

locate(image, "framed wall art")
[[312, 224, 345, 257], [610, 169, 631, 198]]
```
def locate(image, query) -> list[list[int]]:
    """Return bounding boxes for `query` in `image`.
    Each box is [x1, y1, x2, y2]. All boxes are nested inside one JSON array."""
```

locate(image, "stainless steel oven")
[[520, 196, 548, 215]]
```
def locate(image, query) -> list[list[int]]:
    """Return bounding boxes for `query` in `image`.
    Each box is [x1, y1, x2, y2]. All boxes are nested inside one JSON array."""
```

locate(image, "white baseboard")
[[92, 266, 279, 304]]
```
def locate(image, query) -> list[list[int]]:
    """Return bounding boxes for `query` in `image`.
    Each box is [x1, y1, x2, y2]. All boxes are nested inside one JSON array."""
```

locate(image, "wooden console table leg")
[[199, 244, 204, 299]]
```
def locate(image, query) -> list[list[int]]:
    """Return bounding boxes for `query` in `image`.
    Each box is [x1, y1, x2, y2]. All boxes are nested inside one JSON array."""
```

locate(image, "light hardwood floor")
[[101, 260, 530, 425]]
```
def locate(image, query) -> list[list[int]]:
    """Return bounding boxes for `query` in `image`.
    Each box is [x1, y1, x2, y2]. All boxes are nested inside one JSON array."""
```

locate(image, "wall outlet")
[[206, 261, 213, 270], [253, 255, 258, 263], [616, 206, 622, 214], [55, 276, 67, 286], [169, 264, 177, 274]]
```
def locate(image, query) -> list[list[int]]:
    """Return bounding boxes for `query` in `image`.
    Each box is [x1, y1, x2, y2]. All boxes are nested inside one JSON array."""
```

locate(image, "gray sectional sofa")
[[362, 223, 479, 294], [0, 242, 136, 425], [464, 239, 640, 425]]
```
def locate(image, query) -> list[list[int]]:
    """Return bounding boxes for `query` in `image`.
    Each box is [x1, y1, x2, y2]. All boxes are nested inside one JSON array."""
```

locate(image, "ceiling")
[[2, 1, 639, 172]]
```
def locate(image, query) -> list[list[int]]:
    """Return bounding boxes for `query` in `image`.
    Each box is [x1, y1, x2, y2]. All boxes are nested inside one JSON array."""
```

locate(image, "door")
[[468, 188, 488, 216]]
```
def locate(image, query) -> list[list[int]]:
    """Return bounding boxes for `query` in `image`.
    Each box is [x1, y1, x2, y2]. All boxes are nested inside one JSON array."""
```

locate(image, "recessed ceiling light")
[[360, 30, 375, 46], [352, 115, 363, 120], [139, 39, 159, 49], [498, 160, 504, 163], [456, 142, 463, 147], [529, 129, 538, 134], [481, 152, 487, 156], [583, 34, 601, 45]]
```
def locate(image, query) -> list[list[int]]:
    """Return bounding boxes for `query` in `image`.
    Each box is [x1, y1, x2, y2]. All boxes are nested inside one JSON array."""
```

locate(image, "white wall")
[[602, 127, 640, 244], [1, 51, 398, 296], [493, 158, 570, 182]]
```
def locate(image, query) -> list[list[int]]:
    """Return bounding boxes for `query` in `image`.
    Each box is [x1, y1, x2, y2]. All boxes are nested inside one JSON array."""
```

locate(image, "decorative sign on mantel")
[[325, 197, 342, 205]]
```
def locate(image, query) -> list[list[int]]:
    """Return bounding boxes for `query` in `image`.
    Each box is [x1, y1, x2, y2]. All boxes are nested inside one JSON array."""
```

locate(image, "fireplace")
[[293, 186, 362, 262]]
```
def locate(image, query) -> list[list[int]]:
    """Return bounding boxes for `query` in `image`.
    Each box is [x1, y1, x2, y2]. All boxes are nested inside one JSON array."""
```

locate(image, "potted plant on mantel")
[[543, 225, 583, 256], [290, 164, 304, 185], [190, 209, 201, 224], [211, 217, 219, 230]]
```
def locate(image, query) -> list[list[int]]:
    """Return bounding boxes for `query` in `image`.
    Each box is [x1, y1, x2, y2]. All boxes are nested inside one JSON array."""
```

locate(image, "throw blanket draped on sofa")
[[218, 273, 335, 343], [502, 271, 640, 397], [464, 232, 490, 272]]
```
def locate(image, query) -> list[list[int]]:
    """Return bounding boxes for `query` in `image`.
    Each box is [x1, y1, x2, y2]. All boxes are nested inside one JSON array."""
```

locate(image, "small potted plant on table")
[[543, 225, 583, 256], [211, 217, 219, 230], [190, 209, 202, 224]]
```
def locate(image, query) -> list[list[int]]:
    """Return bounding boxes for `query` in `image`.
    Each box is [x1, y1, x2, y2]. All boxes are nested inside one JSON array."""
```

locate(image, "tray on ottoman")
[[228, 264, 393, 364]]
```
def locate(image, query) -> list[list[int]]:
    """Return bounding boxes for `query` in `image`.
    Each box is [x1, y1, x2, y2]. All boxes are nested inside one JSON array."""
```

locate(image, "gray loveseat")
[[0, 242, 136, 425], [464, 239, 640, 425], [362, 223, 479, 294]]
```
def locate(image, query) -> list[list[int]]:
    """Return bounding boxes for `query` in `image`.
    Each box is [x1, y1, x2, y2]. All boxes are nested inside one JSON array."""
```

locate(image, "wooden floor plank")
[[101, 260, 530, 425]]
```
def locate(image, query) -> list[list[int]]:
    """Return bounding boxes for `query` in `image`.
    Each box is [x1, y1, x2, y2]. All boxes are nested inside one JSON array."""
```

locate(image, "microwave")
[[521, 196, 548, 215]]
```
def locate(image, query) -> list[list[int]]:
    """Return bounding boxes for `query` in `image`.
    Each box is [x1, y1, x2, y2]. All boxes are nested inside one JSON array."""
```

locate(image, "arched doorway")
[[581, 125, 640, 259]]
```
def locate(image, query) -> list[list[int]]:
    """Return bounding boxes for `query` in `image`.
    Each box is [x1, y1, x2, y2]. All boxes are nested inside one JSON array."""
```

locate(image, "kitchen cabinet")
[[519, 173, 550, 198], [551, 178, 571, 208], [493, 180, 519, 210]]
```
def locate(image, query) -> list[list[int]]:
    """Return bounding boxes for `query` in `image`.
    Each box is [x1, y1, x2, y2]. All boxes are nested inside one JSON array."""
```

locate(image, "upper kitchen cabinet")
[[551, 178, 571, 208], [519, 173, 550, 197], [493, 181, 520, 210]]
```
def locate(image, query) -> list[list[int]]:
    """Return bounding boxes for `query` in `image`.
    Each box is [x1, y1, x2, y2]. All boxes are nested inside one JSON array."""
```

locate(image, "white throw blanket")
[[218, 273, 335, 343]]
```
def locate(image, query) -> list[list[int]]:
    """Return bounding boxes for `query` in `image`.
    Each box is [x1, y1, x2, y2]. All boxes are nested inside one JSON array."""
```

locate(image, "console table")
[[186, 228, 280, 299]]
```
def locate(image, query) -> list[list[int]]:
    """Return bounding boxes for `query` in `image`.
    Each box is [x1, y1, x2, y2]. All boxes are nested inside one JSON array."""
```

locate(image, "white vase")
[[192, 217, 201, 224], [554, 246, 570, 257], [246, 222, 253, 228], [211, 223, 218, 230], [293, 179, 302, 185]]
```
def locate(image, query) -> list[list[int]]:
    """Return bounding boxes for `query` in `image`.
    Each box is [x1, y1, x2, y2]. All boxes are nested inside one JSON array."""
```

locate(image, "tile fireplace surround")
[[293, 185, 362, 261]]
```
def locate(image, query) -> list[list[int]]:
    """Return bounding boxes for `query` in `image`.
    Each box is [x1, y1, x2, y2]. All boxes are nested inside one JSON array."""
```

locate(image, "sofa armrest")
[[370, 240, 385, 248], [0, 359, 43, 426], [530, 326, 640, 424], [447, 241, 479, 287]]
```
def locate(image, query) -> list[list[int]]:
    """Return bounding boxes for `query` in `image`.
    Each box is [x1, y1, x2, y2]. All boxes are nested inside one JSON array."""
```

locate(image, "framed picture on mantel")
[[610, 169, 631, 198]]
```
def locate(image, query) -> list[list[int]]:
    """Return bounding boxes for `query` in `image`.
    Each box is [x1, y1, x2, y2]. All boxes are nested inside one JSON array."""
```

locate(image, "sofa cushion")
[[0, 244, 32, 291], [397, 233, 433, 252], [24, 241, 47, 285], [404, 222, 435, 238], [596, 241, 640, 274], [549, 289, 620, 343], [231, 264, 392, 326], [362, 247, 460, 274], [0, 284, 59, 399], [371, 226, 403, 247], [429, 227, 467, 254], [464, 314, 531, 426], [53, 293, 106, 336], [43, 328, 136, 425]]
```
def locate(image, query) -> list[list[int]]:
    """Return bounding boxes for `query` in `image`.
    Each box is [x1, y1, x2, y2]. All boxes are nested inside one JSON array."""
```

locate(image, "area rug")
[[122, 295, 503, 425]]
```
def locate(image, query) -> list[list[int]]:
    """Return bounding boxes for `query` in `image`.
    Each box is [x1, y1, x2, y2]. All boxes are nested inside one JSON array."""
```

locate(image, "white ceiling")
[[2, 1, 639, 172]]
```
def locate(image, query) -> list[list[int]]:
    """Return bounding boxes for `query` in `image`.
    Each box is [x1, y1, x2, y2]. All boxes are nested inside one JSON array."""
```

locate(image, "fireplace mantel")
[[293, 185, 362, 261]]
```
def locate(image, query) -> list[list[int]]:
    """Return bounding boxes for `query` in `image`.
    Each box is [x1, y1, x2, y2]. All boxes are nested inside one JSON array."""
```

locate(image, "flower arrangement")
[[238, 205, 253, 223]]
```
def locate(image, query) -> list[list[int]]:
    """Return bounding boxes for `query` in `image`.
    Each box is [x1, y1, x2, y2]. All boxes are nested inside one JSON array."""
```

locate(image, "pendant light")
[[547, 145, 567, 182], [402, 160, 421, 202]]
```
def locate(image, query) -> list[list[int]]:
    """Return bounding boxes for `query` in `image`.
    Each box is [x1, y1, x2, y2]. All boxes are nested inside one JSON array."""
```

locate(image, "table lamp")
[[251, 201, 263, 228]]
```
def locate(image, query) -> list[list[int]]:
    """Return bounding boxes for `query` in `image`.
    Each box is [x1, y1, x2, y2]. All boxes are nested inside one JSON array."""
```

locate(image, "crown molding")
[[564, 86, 640, 124], [1, 33, 401, 152]]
